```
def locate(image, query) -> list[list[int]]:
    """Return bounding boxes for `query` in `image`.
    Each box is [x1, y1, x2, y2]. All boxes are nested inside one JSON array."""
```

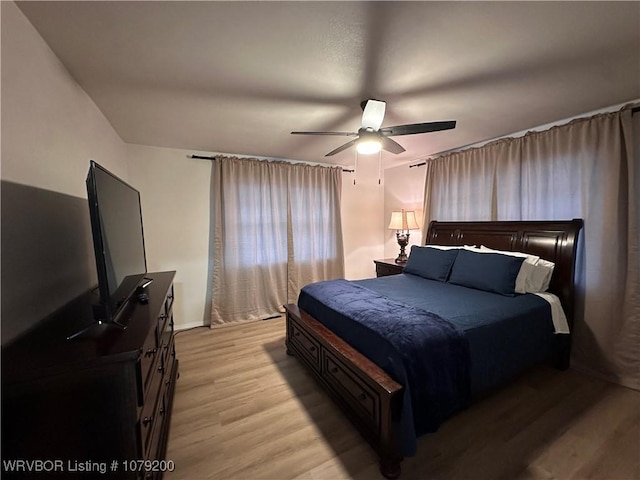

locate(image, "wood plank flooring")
[[165, 318, 639, 480]]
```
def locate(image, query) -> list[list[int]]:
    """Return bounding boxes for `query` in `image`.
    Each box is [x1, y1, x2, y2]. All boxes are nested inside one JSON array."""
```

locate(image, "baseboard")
[[175, 320, 206, 331], [571, 361, 640, 392]]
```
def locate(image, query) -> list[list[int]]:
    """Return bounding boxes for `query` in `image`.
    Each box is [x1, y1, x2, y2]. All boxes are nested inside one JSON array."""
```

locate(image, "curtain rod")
[[409, 104, 640, 168], [189, 154, 353, 172]]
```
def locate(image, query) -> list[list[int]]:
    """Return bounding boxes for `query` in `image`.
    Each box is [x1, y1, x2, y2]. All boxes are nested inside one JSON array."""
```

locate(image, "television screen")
[[86, 161, 147, 324]]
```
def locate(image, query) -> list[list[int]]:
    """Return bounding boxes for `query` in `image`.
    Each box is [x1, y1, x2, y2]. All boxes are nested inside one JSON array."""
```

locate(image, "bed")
[[284, 219, 583, 478]]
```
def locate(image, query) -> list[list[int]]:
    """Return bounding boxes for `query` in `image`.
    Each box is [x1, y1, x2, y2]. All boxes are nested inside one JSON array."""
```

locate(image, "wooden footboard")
[[284, 304, 404, 479]]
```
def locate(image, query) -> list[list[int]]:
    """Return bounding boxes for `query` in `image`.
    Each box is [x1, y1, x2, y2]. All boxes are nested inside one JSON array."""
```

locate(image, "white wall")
[[382, 163, 427, 259], [342, 159, 385, 280], [1, 2, 127, 193], [126, 145, 212, 330], [1, 1, 127, 344]]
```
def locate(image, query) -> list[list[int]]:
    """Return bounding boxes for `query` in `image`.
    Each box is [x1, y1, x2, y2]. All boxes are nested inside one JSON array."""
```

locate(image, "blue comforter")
[[356, 274, 555, 396], [298, 279, 471, 456]]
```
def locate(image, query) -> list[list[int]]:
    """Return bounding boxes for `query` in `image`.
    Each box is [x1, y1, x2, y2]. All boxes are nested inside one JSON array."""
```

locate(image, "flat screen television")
[[84, 160, 149, 329]]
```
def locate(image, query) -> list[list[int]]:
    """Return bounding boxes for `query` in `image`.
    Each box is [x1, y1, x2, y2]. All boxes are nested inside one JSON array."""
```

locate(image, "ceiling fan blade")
[[380, 120, 456, 137], [325, 138, 360, 157], [361, 100, 386, 131], [380, 136, 406, 154], [291, 131, 358, 136]]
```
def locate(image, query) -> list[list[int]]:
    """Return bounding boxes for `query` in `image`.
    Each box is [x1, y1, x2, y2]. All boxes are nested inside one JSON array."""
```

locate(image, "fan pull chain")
[[378, 150, 382, 185], [353, 149, 358, 185]]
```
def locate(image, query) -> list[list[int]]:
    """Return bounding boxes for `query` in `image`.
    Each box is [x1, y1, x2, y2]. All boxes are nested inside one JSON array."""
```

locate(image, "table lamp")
[[388, 209, 419, 263]]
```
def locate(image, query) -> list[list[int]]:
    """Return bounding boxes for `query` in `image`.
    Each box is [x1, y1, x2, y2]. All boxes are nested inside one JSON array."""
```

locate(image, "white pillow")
[[478, 246, 539, 294], [426, 244, 464, 250], [479, 246, 556, 292], [427, 244, 477, 250], [532, 259, 555, 292]]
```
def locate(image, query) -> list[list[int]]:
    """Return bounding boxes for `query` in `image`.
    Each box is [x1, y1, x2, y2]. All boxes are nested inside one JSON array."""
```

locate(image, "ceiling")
[[16, 1, 640, 167]]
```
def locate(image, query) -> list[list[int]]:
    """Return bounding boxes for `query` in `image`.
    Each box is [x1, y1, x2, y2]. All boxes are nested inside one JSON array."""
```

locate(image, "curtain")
[[210, 156, 344, 326], [421, 106, 639, 390]]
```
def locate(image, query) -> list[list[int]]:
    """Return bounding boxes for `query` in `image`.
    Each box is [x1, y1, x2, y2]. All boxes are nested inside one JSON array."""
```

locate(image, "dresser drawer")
[[323, 350, 380, 433], [145, 389, 167, 465], [163, 340, 176, 407], [139, 354, 164, 457], [161, 313, 174, 349], [289, 321, 321, 368], [138, 329, 160, 405], [165, 285, 174, 314], [145, 337, 177, 469], [156, 309, 169, 346]]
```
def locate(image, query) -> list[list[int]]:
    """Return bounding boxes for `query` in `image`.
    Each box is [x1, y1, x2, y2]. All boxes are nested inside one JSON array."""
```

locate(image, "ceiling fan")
[[291, 99, 456, 157]]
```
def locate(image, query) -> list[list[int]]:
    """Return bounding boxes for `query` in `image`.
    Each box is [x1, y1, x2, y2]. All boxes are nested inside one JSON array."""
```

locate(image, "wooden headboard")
[[426, 219, 583, 329]]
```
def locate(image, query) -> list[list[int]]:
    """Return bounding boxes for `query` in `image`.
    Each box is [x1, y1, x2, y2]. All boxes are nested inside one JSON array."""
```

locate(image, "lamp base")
[[394, 254, 408, 264], [395, 232, 410, 264]]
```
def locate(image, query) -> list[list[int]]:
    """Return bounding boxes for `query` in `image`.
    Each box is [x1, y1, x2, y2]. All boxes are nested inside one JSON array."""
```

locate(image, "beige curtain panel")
[[421, 106, 639, 390], [210, 156, 344, 326]]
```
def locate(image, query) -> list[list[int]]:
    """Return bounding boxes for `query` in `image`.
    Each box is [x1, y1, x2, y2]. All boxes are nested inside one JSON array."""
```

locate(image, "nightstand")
[[374, 258, 405, 277]]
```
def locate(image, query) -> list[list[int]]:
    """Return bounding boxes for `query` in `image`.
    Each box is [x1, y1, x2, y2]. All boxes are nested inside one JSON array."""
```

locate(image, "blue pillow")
[[448, 249, 525, 296], [403, 246, 459, 282]]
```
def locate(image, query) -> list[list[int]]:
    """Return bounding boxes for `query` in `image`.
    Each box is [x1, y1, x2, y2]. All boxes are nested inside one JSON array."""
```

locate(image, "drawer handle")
[[358, 392, 367, 401], [159, 314, 168, 320], [167, 294, 174, 300], [145, 348, 157, 357], [160, 407, 165, 417], [158, 365, 165, 373], [142, 416, 153, 426]]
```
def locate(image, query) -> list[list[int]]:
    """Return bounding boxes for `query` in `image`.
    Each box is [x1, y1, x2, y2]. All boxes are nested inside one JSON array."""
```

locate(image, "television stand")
[[66, 296, 137, 340], [2, 271, 179, 480], [66, 319, 125, 340], [138, 277, 154, 290]]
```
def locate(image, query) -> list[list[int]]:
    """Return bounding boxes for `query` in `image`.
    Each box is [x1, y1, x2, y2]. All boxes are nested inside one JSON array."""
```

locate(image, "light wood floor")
[[165, 318, 639, 480]]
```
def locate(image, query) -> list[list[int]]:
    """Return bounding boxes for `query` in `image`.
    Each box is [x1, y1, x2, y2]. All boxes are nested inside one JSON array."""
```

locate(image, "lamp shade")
[[388, 210, 419, 231]]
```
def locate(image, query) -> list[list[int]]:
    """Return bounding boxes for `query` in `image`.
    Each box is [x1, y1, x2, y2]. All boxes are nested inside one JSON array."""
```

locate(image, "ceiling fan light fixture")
[[356, 139, 382, 155], [291, 99, 456, 157]]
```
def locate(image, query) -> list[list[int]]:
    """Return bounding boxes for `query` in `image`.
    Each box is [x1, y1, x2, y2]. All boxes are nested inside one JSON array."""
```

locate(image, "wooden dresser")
[[2, 271, 178, 479]]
